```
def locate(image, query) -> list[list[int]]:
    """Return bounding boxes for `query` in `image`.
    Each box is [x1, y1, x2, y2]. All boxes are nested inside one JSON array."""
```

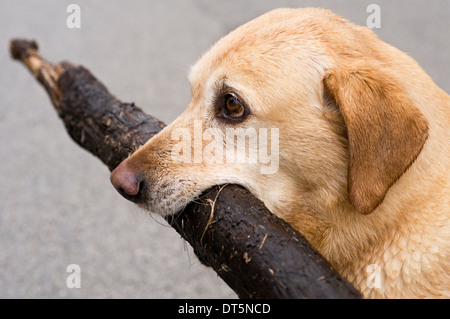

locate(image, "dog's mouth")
[[136, 182, 199, 216]]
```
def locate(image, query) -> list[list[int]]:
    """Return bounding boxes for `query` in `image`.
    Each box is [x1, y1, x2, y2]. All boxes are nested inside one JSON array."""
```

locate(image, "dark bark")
[[10, 39, 362, 299]]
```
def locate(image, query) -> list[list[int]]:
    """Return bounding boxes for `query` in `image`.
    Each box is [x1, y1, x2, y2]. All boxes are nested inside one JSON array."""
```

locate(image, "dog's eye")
[[214, 89, 249, 122], [225, 95, 245, 118]]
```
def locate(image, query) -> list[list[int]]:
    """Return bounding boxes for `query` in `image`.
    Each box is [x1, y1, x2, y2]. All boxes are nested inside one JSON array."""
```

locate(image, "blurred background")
[[0, 0, 448, 298]]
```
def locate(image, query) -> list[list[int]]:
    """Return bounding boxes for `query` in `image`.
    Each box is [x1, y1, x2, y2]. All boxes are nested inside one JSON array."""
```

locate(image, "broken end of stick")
[[9, 38, 73, 106], [9, 38, 39, 61], [10, 38, 72, 76]]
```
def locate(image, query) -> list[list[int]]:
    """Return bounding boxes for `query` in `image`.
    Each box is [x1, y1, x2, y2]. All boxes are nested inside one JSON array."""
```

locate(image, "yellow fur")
[[113, 8, 450, 298]]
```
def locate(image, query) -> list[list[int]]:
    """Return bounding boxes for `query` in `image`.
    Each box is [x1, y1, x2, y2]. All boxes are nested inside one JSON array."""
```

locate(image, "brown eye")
[[225, 95, 245, 118]]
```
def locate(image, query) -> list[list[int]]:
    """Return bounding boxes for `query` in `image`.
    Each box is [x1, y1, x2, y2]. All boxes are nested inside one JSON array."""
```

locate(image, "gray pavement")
[[0, 0, 448, 298]]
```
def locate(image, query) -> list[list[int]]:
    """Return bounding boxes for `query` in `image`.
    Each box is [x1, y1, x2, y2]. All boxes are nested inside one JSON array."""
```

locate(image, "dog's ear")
[[323, 61, 429, 214]]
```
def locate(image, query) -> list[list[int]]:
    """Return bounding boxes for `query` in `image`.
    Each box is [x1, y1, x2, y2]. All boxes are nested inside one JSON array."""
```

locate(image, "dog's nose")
[[110, 161, 143, 199]]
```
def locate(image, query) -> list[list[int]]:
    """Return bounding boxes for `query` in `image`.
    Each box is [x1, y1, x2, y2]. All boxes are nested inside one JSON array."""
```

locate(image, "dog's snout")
[[110, 161, 143, 199]]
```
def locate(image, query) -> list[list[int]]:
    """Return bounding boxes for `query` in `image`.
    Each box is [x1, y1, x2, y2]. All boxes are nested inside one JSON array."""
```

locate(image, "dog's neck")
[[272, 138, 449, 298], [282, 197, 442, 298]]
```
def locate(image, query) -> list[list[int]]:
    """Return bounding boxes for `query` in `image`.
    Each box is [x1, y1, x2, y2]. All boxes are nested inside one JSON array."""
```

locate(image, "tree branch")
[[9, 39, 361, 299]]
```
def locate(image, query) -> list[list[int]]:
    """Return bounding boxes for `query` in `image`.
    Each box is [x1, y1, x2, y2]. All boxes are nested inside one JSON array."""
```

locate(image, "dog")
[[110, 8, 449, 298]]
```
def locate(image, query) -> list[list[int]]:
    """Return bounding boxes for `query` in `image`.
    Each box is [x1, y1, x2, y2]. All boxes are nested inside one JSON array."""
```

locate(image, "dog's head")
[[110, 8, 428, 226]]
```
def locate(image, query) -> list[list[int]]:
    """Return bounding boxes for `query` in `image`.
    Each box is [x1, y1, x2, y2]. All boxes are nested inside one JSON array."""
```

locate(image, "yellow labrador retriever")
[[110, 8, 450, 298]]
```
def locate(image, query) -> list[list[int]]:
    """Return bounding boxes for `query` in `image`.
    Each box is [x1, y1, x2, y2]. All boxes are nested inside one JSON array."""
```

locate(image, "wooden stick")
[[9, 39, 362, 299]]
